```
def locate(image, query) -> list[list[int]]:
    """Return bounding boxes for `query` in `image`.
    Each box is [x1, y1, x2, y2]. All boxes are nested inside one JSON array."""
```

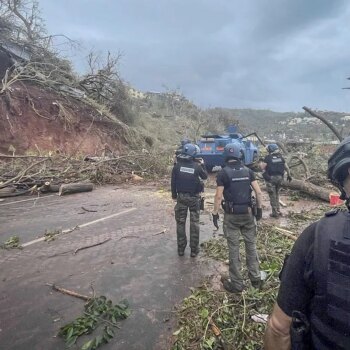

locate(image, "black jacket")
[[171, 158, 207, 199]]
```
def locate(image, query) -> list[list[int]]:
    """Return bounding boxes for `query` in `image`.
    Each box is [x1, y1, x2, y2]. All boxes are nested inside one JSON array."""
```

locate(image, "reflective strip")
[[271, 158, 283, 163], [180, 166, 195, 174], [231, 177, 250, 182]]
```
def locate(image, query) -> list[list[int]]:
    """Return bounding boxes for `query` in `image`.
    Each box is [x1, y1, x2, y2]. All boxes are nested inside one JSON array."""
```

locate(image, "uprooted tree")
[[0, 0, 135, 126], [274, 106, 343, 201]]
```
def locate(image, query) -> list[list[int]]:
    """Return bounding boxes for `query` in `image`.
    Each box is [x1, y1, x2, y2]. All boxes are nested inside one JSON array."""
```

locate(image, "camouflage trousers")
[[224, 212, 260, 290], [174, 193, 200, 251], [266, 175, 283, 214]]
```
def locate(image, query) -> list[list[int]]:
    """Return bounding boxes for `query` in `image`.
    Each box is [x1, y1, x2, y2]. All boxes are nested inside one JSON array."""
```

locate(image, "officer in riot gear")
[[171, 143, 208, 257], [212, 143, 263, 293], [264, 136, 350, 350], [260, 143, 292, 217], [173, 138, 191, 164]]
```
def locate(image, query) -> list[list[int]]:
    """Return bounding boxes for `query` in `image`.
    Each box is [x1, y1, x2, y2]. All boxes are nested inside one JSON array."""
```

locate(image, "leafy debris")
[[172, 206, 326, 350], [44, 229, 61, 242], [59, 296, 130, 350], [1, 235, 22, 249]]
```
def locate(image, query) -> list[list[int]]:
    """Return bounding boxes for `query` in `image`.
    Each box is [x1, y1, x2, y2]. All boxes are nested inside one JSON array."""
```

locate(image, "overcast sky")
[[40, 0, 350, 112]]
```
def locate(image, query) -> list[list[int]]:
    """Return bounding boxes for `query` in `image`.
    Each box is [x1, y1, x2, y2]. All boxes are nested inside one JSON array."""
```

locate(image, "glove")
[[256, 208, 262, 221], [212, 213, 219, 229], [287, 175, 292, 182]]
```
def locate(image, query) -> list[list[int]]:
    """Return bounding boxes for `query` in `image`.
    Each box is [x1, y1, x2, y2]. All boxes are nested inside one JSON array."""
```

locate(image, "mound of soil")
[[0, 83, 126, 156]]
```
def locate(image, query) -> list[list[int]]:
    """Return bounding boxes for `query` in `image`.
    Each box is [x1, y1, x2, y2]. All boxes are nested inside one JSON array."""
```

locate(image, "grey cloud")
[[41, 0, 350, 112]]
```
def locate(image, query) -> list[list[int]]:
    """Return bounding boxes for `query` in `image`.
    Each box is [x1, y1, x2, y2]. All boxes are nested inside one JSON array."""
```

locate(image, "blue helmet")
[[182, 143, 198, 157], [223, 143, 242, 161], [267, 143, 279, 153]]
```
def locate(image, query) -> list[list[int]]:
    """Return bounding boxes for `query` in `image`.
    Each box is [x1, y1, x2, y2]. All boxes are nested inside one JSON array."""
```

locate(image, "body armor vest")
[[266, 153, 285, 176], [223, 165, 251, 205], [310, 210, 350, 349], [175, 159, 201, 194]]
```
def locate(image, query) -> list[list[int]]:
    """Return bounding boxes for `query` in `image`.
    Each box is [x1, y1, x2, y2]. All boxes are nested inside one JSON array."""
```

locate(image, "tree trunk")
[[281, 179, 332, 202], [39, 182, 60, 193], [58, 183, 93, 196]]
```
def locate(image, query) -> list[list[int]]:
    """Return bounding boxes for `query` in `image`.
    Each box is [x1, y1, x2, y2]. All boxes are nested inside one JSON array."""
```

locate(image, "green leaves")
[[81, 339, 94, 350], [203, 336, 215, 349], [171, 221, 303, 350], [200, 308, 209, 320], [59, 296, 130, 350], [1, 235, 22, 249]]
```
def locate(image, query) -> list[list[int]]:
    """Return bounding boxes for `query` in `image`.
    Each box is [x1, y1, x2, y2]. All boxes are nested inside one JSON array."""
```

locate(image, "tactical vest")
[[266, 153, 285, 176], [310, 210, 350, 349], [223, 165, 251, 206], [175, 160, 201, 195]]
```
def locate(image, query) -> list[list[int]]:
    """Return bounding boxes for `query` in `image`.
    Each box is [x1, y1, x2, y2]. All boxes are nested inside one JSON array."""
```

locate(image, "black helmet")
[[328, 137, 350, 188]]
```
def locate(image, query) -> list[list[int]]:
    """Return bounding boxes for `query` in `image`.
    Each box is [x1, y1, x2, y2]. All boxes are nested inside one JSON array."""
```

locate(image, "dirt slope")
[[0, 83, 126, 155]]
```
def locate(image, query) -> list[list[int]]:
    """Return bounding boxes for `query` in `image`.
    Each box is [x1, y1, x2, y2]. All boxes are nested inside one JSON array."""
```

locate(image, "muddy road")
[[0, 182, 323, 350]]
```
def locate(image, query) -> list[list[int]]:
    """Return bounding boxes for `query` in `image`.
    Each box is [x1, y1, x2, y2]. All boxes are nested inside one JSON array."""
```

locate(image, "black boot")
[[178, 248, 185, 256], [221, 276, 244, 293], [251, 280, 263, 290], [190, 248, 199, 257]]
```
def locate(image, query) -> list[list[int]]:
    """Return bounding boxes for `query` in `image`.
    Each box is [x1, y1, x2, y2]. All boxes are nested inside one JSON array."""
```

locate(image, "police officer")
[[260, 143, 292, 217], [264, 136, 350, 350], [173, 138, 191, 164], [171, 143, 208, 257], [212, 143, 263, 293]]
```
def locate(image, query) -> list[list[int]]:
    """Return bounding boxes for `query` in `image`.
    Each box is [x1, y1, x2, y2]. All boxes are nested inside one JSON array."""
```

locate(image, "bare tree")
[[80, 50, 134, 124]]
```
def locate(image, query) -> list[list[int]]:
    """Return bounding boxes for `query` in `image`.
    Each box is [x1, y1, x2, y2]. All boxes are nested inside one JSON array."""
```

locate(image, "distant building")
[[128, 87, 145, 99]]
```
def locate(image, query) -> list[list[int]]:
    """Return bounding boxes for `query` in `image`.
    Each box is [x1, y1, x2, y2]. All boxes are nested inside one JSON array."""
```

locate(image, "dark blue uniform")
[[278, 209, 350, 349], [171, 156, 207, 255]]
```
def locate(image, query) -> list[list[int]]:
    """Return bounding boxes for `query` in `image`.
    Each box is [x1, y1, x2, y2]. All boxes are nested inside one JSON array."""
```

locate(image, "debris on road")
[[57, 293, 130, 350], [209, 319, 228, 350], [272, 226, 298, 241], [152, 228, 167, 236], [173, 207, 325, 350], [1, 235, 22, 249], [74, 238, 112, 255], [59, 183, 94, 196], [251, 314, 269, 323], [44, 229, 61, 242], [39, 181, 60, 193], [81, 206, 98, 213], [47, 283, 91, 301]]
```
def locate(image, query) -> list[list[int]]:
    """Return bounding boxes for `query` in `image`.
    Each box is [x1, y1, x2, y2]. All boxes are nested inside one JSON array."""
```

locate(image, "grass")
[[172, 207, 325, 350]]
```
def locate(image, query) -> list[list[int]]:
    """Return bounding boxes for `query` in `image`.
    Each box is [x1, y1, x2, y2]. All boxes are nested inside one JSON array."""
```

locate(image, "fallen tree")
[[281, 178, 333, 202], [59, 183, 93, 196]]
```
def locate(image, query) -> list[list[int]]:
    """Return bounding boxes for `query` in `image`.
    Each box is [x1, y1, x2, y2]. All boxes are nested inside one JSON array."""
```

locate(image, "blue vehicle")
[[197, 131, 259, 172]]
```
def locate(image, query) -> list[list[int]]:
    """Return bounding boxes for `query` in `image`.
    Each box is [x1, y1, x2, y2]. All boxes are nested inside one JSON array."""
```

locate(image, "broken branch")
[[303, 106, 343, 141], [74, 238, 111, 255], [0, 158, 50, 189], [152, 229, 167, 236], [273, 227, 297, 241], [81, 206, 97, 213], [47, 283, 91, 301]]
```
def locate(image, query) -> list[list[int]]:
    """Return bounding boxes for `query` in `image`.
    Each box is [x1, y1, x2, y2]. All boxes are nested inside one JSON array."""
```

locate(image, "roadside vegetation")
[[172, 205, 326, 350]]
